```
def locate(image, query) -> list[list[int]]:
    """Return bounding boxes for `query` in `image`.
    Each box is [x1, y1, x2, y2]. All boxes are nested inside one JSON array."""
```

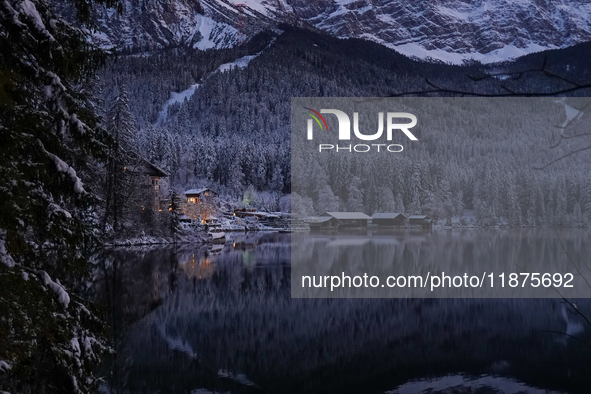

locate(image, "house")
[[320, 212, 372, 228], [408, 215, 433, 228], [305, 216, 340, 230], [127, 159, 168, 210], [371, 212, 406, 227], [182, 188, 218, 221], [185, 188, 218, 204]]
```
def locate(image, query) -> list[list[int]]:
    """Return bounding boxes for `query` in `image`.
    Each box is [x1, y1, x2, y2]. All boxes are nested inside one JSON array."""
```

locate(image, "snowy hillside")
[[80, 0, 591, 64]]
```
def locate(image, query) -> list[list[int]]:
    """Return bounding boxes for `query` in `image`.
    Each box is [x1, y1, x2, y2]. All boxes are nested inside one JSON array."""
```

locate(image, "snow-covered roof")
[[306, 216, 334, 223], [145, 161, 168, 177], [372, 212, 405, 219], [321, 212, 371, 220], [408, 215, 430, 220], [127, 159, 168, 177], [256, 212, 280, 219], [185, 188, 217, 196]]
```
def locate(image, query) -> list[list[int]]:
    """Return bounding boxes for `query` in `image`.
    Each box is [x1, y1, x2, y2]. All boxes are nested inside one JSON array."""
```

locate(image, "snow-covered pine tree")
[[104, 84, 142, 231], [409, 165, 423, 214], [0, 0, 120, 391], [347, 176, 364, 212], [270, 165, 285, 192]]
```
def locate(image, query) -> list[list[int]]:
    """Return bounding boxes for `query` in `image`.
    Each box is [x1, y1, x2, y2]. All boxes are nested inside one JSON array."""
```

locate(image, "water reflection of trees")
[[292, 229, 591, 297], [93, 232, 591, 394]]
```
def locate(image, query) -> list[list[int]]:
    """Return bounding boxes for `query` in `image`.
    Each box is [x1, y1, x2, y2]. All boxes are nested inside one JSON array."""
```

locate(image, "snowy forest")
[[290, 97, 591, 227], [2, 0, 591, 392], [99, 26, 591, 228]]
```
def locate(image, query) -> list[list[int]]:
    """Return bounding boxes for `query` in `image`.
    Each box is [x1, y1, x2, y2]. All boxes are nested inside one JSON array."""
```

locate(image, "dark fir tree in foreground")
[[0, 0, 118, 391], [103, 83, 142, 232]]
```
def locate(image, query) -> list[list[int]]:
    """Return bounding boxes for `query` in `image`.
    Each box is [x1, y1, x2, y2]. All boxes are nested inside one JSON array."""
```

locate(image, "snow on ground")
[[156, 36, 275, 125], [216, 54, 259, 73], [189, 13, 237, 50], [436, 5, 471, 22], [215, 36, 275, 73], [155, 84, 200, 125], [237, 0, 268, 14], [106, 230, 210, 246], [388, 41, 558, 65], [156, 53, 263, 125]]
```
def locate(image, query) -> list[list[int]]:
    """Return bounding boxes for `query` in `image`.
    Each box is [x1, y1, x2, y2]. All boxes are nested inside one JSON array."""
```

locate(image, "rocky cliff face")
[[89, 0, 274, 50], [268, 0, 591, 64], [83, 0, 591, 63]]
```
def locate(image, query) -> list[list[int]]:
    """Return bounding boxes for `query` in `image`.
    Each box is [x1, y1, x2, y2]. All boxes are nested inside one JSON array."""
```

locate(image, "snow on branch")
[[47, 202, 72, 219], [19, 0, 56, 42], [0, 360, 11, 373], [0, 235, 16, 268], [38, 140, 86, 194], [37, 270, 70, 308]]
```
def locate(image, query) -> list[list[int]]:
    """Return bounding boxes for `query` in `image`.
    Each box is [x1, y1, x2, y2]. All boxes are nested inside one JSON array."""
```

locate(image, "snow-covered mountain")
[[274, 0, 591, 64], [89, 0, 274, 50], [87, 0, 591, 63]]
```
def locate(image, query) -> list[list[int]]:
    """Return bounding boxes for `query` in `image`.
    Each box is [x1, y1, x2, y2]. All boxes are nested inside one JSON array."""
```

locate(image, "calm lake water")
[[93, 230, 591, 394]]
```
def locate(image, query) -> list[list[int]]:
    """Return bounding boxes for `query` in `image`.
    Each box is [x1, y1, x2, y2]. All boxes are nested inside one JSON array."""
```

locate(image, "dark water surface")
[[94, 230, 591, 394]]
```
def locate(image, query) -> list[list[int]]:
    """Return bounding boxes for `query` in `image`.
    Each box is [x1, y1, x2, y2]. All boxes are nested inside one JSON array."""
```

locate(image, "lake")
[[93, 230, 591, 394]]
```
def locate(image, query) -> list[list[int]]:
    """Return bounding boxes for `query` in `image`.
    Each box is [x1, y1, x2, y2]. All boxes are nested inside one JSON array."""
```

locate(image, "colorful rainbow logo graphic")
[[304, 108, 329, 132]]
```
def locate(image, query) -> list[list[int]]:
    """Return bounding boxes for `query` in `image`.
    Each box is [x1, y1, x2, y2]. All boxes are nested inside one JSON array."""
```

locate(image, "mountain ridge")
[[77, 0, 591, 64]]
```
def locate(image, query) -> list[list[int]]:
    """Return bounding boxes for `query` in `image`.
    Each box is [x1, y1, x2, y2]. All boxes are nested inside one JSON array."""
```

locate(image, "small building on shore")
[[320, 212, 371, 228], [371, 212, 406, 227], [127, 159, 168, 211], [305, 216, 340, 230], [408, 215, 433, 228], [182, 188, 218, 221], [185, 188, 218, 204]]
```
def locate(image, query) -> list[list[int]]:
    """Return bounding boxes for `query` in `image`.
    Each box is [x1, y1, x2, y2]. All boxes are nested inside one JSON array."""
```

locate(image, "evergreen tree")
[[104, 84, 140, 231], [347, 176, 364, 212], [409, 165, 422, 214], [0, 0, 119, 391], [270, 166, 285, 192]]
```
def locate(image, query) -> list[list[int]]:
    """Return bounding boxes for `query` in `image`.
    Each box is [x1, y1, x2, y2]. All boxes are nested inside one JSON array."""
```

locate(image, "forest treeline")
[[101, 26, 591, 226]]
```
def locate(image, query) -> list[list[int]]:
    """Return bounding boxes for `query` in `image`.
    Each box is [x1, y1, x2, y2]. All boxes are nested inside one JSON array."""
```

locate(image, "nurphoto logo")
[[304, 108, 418, 153]]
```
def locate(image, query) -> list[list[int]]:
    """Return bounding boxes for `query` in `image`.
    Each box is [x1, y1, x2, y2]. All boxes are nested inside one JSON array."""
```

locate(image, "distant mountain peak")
[[85, 0, 591, 63]]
